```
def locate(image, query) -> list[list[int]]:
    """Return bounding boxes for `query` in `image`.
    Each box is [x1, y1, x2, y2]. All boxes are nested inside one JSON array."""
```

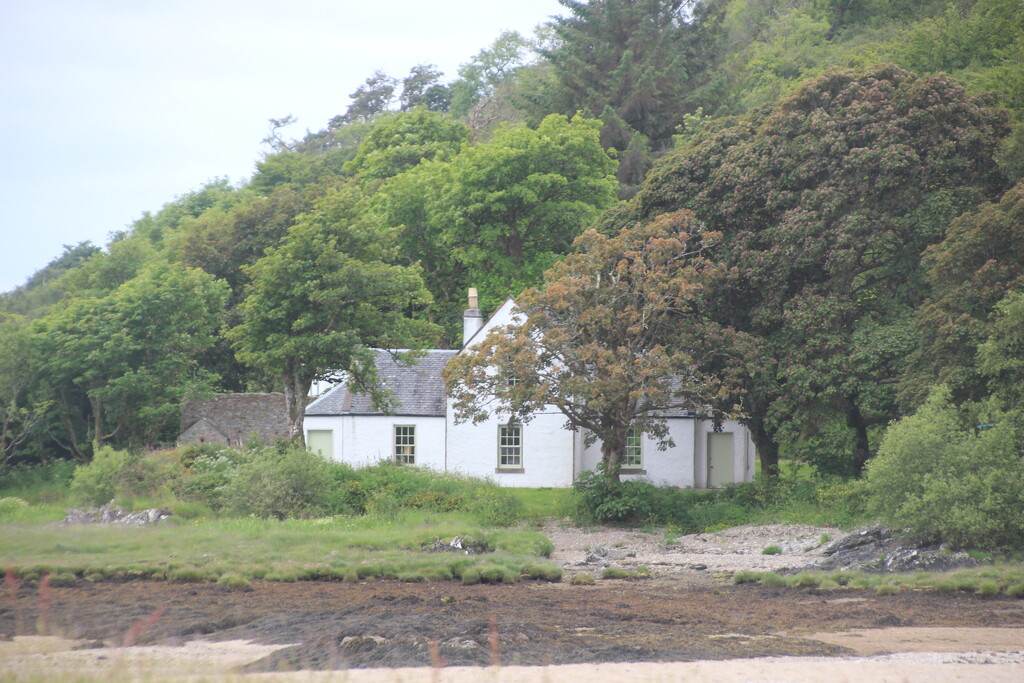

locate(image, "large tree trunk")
[[746, 416, 779, 477], [600, 423, 629, 482], [282, 368, 313, 447], [846, 402, 872, 476]]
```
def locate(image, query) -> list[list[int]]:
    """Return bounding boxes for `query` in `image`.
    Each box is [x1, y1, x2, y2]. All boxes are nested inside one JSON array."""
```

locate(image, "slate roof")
[[305, 349, 458, 417]]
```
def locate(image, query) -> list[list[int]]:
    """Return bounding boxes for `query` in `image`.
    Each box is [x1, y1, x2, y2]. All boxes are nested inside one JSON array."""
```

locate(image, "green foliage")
[[978, 290, 1024, 406], [600, 567, 651, 580], [344, 110, 470, 181], [865, 386, 1024, 548], [539, 0, 693, 143], [761, 545, 781, 555], [573, 466, 868, 530], [612, 64, 1010, 476], [570, 572, 596, 585], [220, 446, 335, 519], [33, 259, 229, 454], [907, 180, 1024, 407], [69, 446, 177, 505], [572, 469, 663, 523], [228, 181, 440, 442], [0, 496, 28, 519], [446, 210, 728, 479]]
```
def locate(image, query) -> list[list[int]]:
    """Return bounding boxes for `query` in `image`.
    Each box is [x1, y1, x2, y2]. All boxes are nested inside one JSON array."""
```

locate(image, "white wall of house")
[[445, 406, 576, 488], [305, 294, 758, 489], [578, 417, 754, 488], [304, 414, 447, 471]]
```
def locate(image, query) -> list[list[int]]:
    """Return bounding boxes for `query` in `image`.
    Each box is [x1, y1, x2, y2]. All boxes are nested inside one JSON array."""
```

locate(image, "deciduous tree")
[[606, 65, 1009, 475], [33, 261, 228, 457], [444, 210, 735, 481], [228, 183, 440, 443]]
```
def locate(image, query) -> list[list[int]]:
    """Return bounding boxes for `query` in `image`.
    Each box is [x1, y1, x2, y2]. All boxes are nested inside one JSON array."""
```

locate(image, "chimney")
[[463, 287, 483, 347]]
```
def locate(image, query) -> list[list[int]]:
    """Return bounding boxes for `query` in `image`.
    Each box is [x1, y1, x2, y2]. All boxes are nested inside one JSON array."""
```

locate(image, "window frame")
[[497, 423, 523, 472], [393, 424, 416, 464], [622, 426, 643, 471]]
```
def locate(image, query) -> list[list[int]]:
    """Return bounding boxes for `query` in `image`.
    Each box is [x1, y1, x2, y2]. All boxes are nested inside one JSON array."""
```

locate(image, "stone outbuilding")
[[178, 393, 289, 446]]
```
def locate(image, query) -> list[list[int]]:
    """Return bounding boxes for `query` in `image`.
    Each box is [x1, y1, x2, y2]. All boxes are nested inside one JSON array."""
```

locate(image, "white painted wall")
[[579, 418, 754, 488], [446, 406, 576, 487], [304, 414, 447, 471]]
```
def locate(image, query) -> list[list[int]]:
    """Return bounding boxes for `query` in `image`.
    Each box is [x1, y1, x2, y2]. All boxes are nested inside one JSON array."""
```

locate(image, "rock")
[[815, 525, 979, 573], [423, 536, 490, 555], [441, 637, 479, 651], [340, 635, 388, 651], [821, 525, 892, 556], [585, 545, 631, 563], [881, 547, 978, 572], [59, 501, 172, 526]]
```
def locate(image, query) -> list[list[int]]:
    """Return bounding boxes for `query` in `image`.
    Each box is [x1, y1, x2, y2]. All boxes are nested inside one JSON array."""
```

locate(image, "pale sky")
[[0, 0, 566, 293]]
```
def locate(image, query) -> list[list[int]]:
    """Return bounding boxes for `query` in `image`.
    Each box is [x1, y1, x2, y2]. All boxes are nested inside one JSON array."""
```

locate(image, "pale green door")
[[307, 430, 334, 458], [707, 432, 735, 488]]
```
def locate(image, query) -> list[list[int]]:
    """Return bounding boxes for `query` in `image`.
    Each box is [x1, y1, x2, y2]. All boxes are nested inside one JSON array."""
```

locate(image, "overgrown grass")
[[506, 487, 575, 520], [0, 511, 561, 585], [0, 460, 76, 505], [732, 564, 1024, 598]]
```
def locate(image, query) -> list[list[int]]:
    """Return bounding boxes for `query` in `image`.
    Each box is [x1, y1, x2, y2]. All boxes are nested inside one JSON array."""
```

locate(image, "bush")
[[220, 445, 334, 519], [171, 446, 251, 509], [865, 387, 1024, 549], [572, 468, 660, 523], [0, 496, 29, 519], [69, 446, 179, 505]]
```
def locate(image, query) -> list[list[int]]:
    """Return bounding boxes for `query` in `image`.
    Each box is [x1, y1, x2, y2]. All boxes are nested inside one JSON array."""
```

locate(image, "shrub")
[[571, 573, 596, 585], [172, 446, 251, 509], [221, 445, 333, 519], [573, 468, 660, 524], [762, 545, 782, 555], [70, 446, 179, 505], [0, 497, 29, 519], [865, 387, 1024, 549], [733, 571, 762, 584]]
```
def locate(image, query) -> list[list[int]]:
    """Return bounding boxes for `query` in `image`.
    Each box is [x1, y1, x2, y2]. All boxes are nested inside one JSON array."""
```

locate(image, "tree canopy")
[[606, 64, 1009, 474], [227, 183, 440, 444], [445, 210, 734, 480]]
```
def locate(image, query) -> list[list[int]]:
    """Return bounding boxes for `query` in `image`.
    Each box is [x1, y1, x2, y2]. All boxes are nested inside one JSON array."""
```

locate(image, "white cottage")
[[304, 296, 755, 488]]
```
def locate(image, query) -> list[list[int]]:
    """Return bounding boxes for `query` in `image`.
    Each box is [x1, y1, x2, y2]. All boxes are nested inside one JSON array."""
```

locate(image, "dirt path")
[[2, 523, 1023, 681]]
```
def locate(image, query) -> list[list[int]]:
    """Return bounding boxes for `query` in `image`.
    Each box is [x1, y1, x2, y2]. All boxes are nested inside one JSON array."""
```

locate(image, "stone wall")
[[178, 393, 289, 446]]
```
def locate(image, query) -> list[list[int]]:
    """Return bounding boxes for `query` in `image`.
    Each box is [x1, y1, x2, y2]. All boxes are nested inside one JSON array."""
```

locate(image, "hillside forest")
[[2, 0, 1023, 500]]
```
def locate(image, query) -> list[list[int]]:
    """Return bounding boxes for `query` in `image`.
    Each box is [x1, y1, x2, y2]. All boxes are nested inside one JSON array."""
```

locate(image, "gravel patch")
[[545, 522, 850, 577]]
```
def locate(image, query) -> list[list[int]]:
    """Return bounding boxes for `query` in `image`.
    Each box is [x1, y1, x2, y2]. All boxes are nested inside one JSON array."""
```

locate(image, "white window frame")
[[394, 424, 415, 464], [623, 426, 643, 470], [498, 424, 523, 470]]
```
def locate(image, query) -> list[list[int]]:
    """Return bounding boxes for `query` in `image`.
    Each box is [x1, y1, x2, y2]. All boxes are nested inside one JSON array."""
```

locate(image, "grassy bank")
[[0, 511, 560, 585], [734, 566, 1024, 599]]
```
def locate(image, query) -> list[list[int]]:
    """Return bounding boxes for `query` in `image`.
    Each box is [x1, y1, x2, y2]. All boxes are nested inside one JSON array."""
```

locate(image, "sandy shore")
[[3, 629, 1023, 682]]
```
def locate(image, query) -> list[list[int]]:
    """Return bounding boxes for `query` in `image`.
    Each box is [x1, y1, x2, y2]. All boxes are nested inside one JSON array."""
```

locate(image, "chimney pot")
[[463, 287, 483, 347]]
